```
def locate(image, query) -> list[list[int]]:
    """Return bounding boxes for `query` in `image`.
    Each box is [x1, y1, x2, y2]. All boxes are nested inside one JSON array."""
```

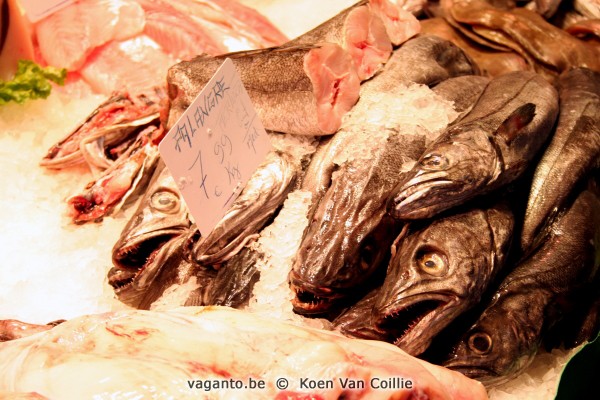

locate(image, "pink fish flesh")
[[34, 0, 145, 70]]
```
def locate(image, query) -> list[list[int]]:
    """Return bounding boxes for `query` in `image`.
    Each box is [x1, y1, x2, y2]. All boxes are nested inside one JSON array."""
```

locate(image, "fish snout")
[[289, 272, 342, 315]]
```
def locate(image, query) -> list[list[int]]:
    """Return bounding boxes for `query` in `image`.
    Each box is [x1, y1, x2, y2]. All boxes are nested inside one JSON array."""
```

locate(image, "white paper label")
[[159, 58, 272, 236], [18, 0, 74, 22]]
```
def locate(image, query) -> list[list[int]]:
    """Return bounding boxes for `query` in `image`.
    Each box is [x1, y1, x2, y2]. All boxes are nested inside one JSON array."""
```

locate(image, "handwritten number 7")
[[189, 150, 209, 199]]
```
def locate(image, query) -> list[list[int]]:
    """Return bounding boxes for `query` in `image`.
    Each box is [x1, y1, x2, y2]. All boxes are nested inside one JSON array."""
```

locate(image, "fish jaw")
[[289, 272, 347, 315], [109, 233, 187, 308], [373, 293, 461, 355]]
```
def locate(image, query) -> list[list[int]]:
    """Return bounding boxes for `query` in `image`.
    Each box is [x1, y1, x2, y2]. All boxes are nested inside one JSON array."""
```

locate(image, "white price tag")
[[19, 0, 74, 22], [159, 58, 272, 236]]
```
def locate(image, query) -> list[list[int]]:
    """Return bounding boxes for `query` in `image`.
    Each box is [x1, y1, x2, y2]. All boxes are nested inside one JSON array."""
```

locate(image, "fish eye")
[[420, 153, 448, 170], [150, 190, 180, 213], [416, 250, 447, 276], [468, 332, 493, 355]]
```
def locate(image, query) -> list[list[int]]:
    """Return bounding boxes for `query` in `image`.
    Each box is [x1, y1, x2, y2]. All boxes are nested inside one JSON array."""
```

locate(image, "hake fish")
[[370, 200, 514, 356], [109, 160, 192, 308], [443, 181, 600, 387], [521, 67, 600, 250], [166, 43, 360, 136], [290, 37, 478, 315], [388, 71, 559, 220]]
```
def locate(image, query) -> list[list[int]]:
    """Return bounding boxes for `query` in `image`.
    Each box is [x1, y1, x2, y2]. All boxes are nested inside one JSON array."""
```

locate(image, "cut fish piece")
[[34, 0, 145, 70], [369, 0, 422, 45]]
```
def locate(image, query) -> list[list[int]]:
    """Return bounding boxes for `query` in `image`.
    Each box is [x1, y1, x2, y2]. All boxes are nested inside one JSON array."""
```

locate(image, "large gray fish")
[[290, 36, 478, 315], [166, 43, 360, 136], [109, 160, 193, 308], [388, 71, 559, 220], [370, 200, 514, 356], [443, 181, 600, 387], [521, 67, 600, 250]]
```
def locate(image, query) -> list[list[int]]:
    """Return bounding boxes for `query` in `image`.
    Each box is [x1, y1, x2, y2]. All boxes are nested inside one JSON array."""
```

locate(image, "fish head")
[[387, 124, 501, 220], [373, 206, 514, 355], [290, 216, 398, 315], [109, 163, 191, 307], [442, 296, 538, 387]]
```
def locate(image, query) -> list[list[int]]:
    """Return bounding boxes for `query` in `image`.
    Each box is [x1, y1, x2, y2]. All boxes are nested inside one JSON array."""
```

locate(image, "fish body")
[[166, 44, 360, 136], [388, 71, 559, 220], [109, 160, 192, 308], [371, 201, 514, 356], [521, 67, 600, 250], [443, 182, 600, 387]]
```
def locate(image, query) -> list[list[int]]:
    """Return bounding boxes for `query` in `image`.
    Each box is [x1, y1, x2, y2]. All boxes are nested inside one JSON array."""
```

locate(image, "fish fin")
[[495, 103, 536, 144]]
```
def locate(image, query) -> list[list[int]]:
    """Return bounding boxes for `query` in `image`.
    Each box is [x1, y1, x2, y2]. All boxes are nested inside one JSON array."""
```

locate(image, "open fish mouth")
[[109, 231, 182, 292], [289, 279, 344, 315], [375, 296, 452, 348]]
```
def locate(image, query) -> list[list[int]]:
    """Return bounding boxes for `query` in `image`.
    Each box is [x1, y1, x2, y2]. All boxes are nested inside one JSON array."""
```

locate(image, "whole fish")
[[521, 67, 600, 250], [290, 36, 477, 315], [388, 71, 559, 220], [443, 181, 600, 387], [109, 160, 192, 308], [68, 125, 163, 223], [40, 87, 165, 171], [371, 200, 514, 356], [166, 43, 360, 136]]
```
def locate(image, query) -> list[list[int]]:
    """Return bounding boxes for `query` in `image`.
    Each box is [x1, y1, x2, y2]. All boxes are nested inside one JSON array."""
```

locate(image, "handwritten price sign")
[[159, 58, 272, 235]]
